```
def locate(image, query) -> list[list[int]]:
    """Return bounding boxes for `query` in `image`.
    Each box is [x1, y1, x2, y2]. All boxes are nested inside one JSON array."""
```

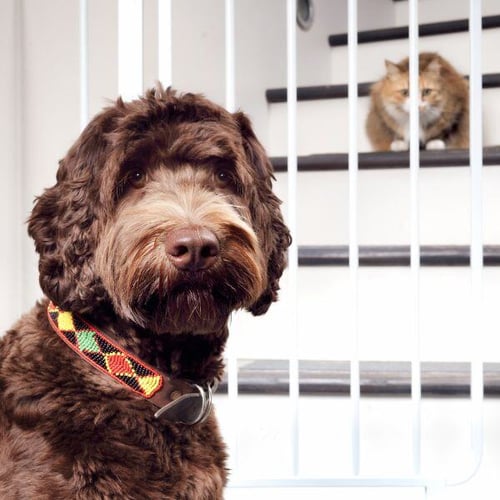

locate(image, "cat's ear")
[[426, 57, 441, 75], [385, 60, 400, 79]]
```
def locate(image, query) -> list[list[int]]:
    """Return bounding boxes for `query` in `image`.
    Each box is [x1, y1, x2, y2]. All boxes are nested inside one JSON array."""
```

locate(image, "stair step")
[[217, 360, 500, 397], [271, 147, 500, 172], [298, 245, 500, 267], [328, 14, 500, 47], [266, 73, 500, 103], [267, 89, 500, 155], [272, 167, 500, 246]]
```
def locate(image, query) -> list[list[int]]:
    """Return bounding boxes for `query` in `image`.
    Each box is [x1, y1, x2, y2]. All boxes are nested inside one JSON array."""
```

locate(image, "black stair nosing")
[[482, 73, 500, 88], [216, 360, 500, 397], [297, 245, 500, 267], [271, 147, 500, 172], [266, 82, 372, 102], [328, 14, 500, 47], [266, 73, 500, 103]]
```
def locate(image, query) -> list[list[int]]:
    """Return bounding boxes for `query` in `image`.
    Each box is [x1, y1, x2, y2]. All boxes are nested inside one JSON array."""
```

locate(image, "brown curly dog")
[[0, 87, 290, 499]]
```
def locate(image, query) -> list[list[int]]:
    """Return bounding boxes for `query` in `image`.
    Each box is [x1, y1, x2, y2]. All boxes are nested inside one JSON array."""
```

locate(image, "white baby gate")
[[77, 0, 486, 496]]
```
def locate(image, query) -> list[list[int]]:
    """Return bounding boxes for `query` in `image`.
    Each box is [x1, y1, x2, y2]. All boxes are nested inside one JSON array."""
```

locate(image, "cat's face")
[[381, 58, 444, 123]]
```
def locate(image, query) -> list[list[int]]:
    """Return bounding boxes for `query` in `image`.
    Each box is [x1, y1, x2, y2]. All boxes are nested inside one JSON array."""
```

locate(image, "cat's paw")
[[390, 140, 408, 152], [425, 139, 446, 150]]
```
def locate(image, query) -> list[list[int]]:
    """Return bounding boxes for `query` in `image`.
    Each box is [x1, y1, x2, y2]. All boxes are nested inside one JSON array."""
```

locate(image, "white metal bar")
[[79, 0, 89, 129], [286, 0, 299, 478], [468, 0, 484, 473], [229, 476, 443, 489], [408, 0, 421, 477], [225, 0, 236, 113], [158, 0, 172, 88], [118, 0, 143, 101], [225, 341, 239, 473], [347, 0, 360, 477], [224, 0, 239, 474]]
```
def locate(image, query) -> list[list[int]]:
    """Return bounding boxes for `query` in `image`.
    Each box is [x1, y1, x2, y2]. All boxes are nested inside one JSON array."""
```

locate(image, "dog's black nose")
[[165, 228, 220, 271]]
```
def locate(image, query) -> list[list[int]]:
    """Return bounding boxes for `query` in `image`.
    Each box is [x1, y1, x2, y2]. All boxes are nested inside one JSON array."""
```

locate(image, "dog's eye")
[[215, 169, 231, 187], [128, 169, 146, 188]]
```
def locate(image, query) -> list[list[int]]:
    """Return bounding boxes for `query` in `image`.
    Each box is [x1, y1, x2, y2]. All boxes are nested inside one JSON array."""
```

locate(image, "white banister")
[[347, 0, 360, 477], [224, 0, 240, 476], [468, 0, 484, 476], [225, 0, 236, 113], [118, 0, 143, 101], [79, 0, 89, 129], [408, 0, 421, 476], [158, 0, 172, 88], [286, 0, 300, 477]]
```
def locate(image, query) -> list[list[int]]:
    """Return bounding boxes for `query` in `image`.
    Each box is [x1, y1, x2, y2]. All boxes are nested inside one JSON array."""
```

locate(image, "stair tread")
[[217, 360, 500, 396], [271, 147, 500, 172], [328, 14, 500, 47], [266, 73, 500, 103], [297, 244, 500, 267]]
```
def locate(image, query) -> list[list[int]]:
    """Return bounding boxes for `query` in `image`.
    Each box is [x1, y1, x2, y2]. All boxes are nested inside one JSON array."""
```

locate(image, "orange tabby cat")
[[366, 52, 469, 151]]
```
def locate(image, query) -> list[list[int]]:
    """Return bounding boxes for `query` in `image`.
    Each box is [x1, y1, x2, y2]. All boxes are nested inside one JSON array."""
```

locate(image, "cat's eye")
[[400, 89, 409, 97], [422, 88, 432, 97]]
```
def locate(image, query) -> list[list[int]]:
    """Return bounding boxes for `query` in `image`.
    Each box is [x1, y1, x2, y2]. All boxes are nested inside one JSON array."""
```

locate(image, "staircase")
[[225, 0, 500, 461], [221, 7, 500, 493]]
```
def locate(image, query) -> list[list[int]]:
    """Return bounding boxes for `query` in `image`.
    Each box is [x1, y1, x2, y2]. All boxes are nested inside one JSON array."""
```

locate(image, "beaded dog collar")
[[47, 302, 214, 425]]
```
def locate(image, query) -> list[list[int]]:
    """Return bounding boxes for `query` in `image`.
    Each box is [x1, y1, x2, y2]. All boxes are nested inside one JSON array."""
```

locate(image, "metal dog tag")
[[155, 384, 212, 425]]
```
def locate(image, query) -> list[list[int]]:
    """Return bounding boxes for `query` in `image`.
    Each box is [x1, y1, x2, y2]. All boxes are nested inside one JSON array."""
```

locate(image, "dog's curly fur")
[[0, 87, 290, 499]]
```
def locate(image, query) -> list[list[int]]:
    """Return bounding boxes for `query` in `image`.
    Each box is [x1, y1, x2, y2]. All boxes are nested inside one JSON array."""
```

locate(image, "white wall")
[[394, 0, 500, 25], [0, 0, 24, 331]]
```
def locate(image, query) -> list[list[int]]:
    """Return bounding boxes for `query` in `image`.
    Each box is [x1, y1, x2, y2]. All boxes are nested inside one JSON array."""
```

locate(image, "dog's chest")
[[61, 408, 227, 498], [0, 309, 227, 499], [2, 377, 226, 498]]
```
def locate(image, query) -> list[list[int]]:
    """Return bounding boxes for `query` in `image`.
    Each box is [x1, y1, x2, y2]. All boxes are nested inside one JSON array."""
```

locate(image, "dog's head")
[[28, 87, 291, 334]]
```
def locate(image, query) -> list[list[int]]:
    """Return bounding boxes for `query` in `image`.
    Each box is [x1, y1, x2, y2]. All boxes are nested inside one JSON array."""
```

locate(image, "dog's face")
[[28, 88, 290, 335]]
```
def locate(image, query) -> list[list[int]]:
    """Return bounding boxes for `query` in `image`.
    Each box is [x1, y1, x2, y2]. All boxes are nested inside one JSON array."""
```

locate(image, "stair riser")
[[330, 28, 500, 85], [231, 267, 500, 362], [268, 88, 500, 156], [273, 166, 500, 246]]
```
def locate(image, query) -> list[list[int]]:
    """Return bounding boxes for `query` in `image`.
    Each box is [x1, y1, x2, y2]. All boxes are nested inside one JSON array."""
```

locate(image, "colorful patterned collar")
[[47, 302, 214, 425]]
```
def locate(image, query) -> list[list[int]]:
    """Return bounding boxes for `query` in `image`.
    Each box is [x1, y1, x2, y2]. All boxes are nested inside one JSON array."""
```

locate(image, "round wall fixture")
[[297, 0, 314, 31]]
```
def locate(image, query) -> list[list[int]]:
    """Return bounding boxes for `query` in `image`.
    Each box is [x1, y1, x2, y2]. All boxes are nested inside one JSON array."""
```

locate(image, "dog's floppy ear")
[[234, 112, 292, 316], [27, 107, 120, 313]]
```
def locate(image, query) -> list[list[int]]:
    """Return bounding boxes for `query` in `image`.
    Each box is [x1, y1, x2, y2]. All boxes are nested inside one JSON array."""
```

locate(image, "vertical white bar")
[[158, 0, 172, 88], [347, 0, 360, 477], [469, 0, 484, 469], [225, 0, 236, 113], [1, 0, 24, 330], [118, 0, 143, 100], [79, 0, 89, 129], [286, 0, 300, 477], [408, 0, 421, 476], [224, 0, 239, 475]]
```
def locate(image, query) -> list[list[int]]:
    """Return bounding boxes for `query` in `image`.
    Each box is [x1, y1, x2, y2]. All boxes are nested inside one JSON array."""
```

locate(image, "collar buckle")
[[154, 382, 214, 425]]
